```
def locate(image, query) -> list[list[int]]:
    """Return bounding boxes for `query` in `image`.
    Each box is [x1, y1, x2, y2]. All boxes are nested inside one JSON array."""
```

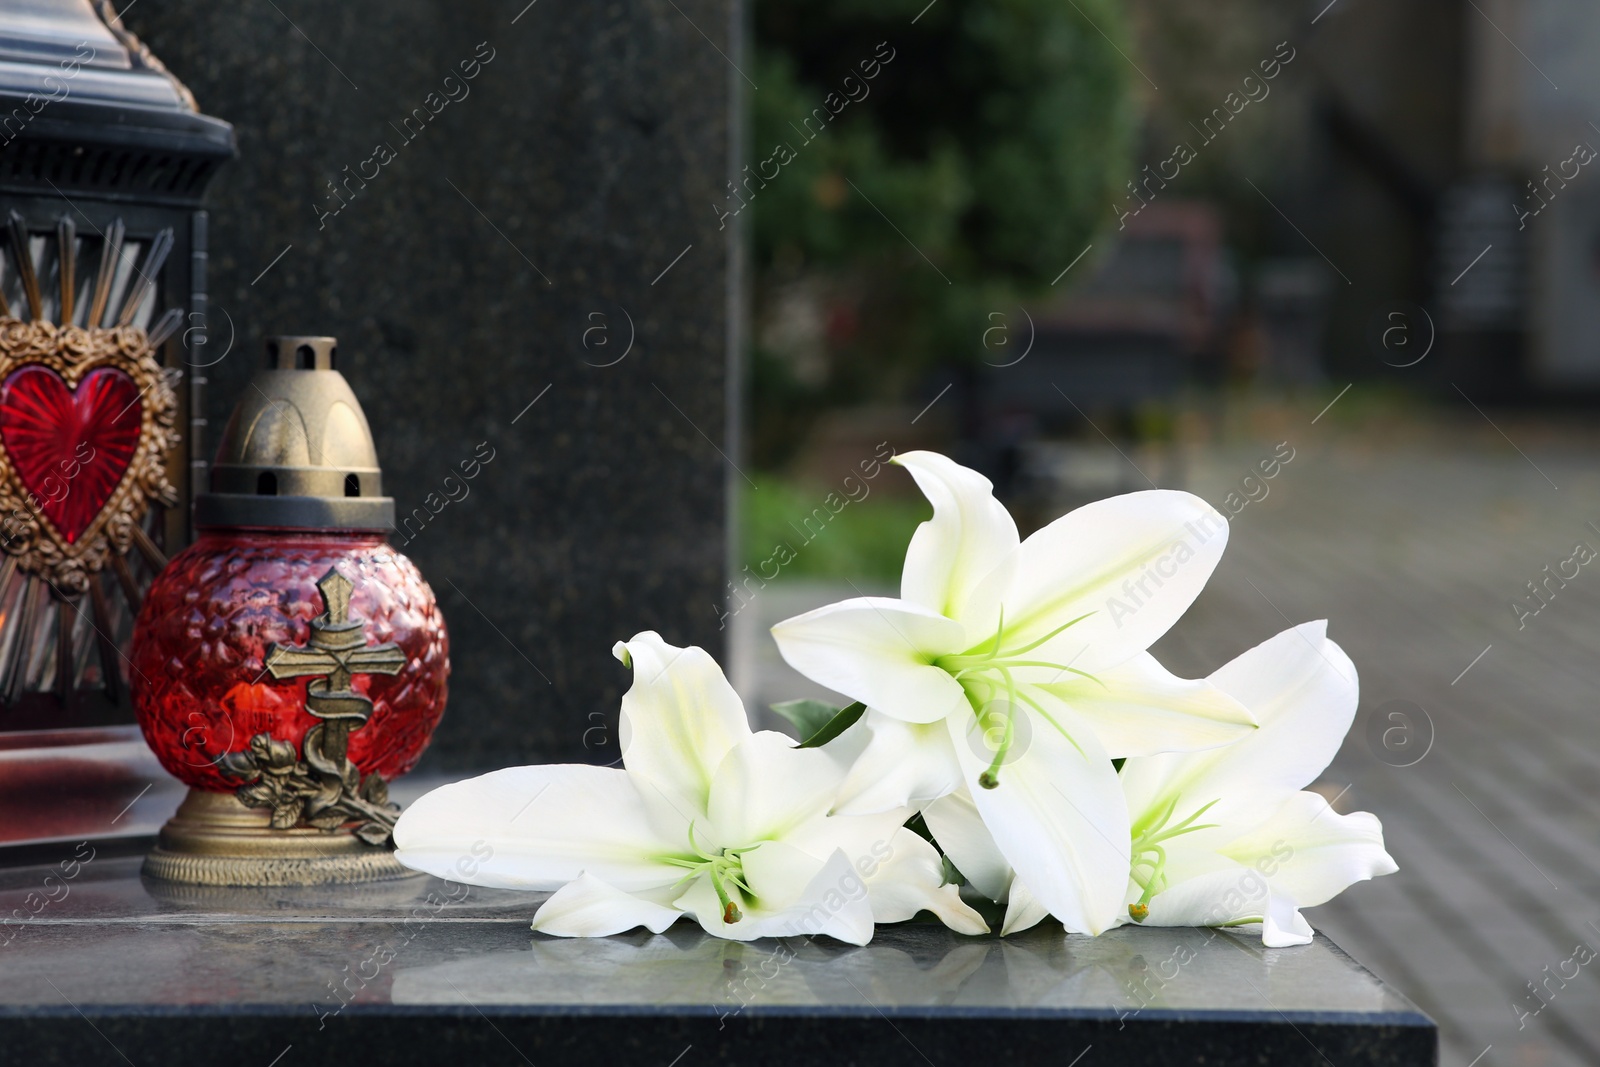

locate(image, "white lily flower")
[[935, 621, 1398, 947], [393, 631, 986, 945], [1116, 621, 1397, 945], [771, 450, 1256, 934]]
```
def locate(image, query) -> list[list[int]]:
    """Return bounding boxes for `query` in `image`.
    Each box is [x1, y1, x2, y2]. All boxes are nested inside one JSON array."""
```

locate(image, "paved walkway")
[[734, 403, 1600, 1067]]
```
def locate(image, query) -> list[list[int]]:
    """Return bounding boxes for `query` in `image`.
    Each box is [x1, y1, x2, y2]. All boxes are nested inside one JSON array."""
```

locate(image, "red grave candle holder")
[[133, 335, 448, 886]]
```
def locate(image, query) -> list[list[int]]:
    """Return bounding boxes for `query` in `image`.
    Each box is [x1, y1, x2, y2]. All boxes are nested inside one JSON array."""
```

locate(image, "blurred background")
[[739, 0, 1581, 549], [735, 3, 1600, 1065]]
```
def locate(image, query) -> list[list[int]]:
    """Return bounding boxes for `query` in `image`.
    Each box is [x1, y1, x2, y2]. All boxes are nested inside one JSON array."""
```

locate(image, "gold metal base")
[[142, 788, 423, 887]]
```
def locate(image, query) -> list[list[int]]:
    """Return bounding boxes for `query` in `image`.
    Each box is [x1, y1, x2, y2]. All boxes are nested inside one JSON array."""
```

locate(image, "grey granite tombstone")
[[118, 0, 738, 770]]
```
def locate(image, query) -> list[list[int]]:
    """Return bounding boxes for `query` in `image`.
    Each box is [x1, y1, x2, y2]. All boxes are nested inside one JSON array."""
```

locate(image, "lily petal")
[[1001, 879, 1050, 936], [765, 807, 909, 892], [1121, 622, 1358, 823], [922, 787, 1012, 901], [771, 597, 970, 723], [1220, 790, 1397, 909], [679, 848, 877, 945], [740, 838, 839, 910], [614, 631, 751, 815], [394, 765, 675, 892], [1001, 490, 1229, 672], [948, 709, 1129, 934], [531, 873, 682, 937], [1262, 891, 1316, 947], [867, 827, 990, 935], [1031, 651, 1255, 758], [894, 450, 1018, 628], [707, 731, 844, 846], [1139, 866, 1270, 929], [823, 710, 964, 815], [1135, 869, 1315, 946]]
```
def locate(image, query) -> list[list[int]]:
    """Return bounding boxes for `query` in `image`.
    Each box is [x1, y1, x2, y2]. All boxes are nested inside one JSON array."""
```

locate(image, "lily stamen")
[[675, 822, 751, 924], [711, 866, 743, 924], [978, 699, 1015, 789], [1128, 845, 1165, 921], [1127, 798, 1221, 921], [940, 614, 1106, 786], [952, 610, 1095, 663]]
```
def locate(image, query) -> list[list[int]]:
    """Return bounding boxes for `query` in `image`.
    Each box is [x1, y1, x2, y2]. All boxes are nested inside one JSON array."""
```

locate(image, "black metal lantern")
[[0, 0, 232, 847]]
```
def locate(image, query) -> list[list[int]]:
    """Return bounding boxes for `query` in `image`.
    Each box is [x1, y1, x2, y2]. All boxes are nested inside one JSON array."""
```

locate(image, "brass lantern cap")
[[194, 336, 396, 530]]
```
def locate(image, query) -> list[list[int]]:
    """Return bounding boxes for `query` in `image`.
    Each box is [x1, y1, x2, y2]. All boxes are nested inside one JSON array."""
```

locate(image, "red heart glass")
[[0, 365, 142, 543]]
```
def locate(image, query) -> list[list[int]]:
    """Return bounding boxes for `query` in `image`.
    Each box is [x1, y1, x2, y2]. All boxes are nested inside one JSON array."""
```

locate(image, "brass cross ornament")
[[219, 567, 409, 844], [265, 568, 406, 725]]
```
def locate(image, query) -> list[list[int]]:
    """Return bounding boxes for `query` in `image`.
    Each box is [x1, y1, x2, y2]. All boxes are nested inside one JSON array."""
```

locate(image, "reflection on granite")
[[0, 726, 185, 851], [0, 772, 449, 864], [393, 923, 1409, 1017], [0, 853, 1435, 1065]]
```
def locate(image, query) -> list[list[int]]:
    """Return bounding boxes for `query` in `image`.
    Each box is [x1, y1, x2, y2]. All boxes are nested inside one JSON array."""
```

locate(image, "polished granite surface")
[[0, 849, 1435, 1065]]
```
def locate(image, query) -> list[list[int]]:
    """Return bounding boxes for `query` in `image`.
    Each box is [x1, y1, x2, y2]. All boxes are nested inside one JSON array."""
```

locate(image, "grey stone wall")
[[124, 0, 737, 769]]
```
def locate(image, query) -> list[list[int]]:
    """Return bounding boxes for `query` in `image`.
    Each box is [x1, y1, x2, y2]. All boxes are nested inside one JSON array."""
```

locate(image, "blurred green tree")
[[747, 0, 1136, 467]]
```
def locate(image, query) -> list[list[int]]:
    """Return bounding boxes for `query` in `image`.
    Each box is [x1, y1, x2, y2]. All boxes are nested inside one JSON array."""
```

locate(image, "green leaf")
[[798, 701, 866, 748], [771, 699, 843, 740]]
